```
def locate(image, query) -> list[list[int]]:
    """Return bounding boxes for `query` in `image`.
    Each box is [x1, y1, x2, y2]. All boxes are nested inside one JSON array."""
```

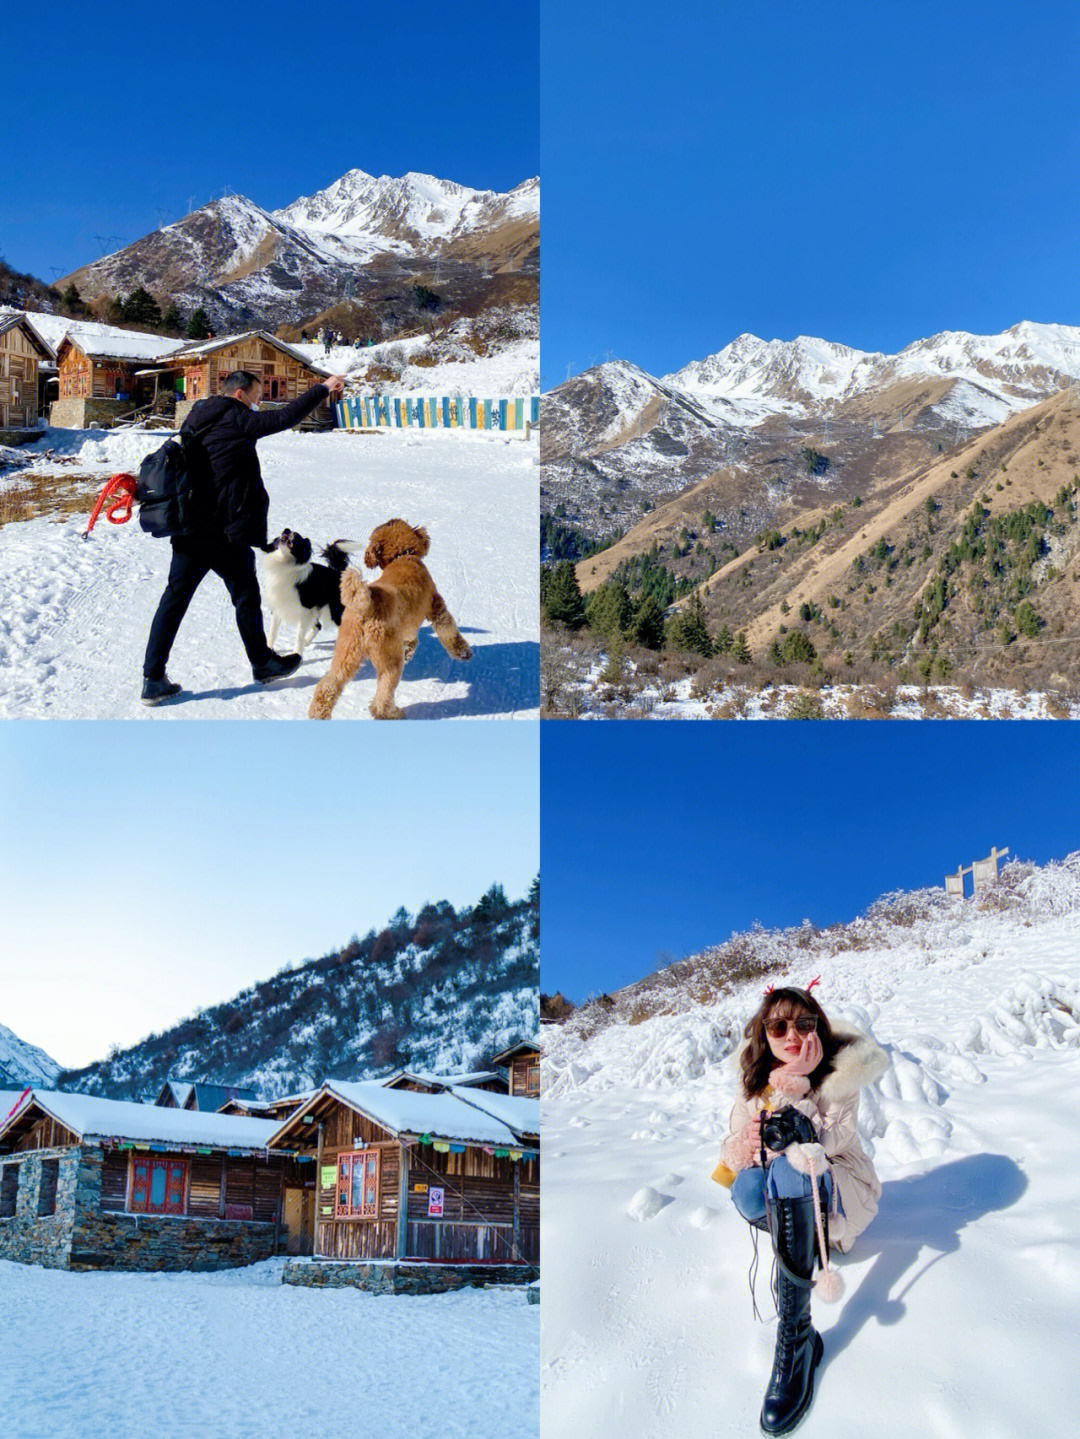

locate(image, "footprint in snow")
[[688, 1206, 718, 1229]]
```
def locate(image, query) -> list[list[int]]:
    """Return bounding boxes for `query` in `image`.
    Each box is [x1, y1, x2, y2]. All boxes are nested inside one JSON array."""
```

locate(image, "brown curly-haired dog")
[[308, 519, 472, 719]]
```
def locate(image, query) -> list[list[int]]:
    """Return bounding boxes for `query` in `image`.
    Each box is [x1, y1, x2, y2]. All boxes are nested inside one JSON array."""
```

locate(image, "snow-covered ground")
[[543, 857, 1080, 1438], [1, 1258, 537, 1439], [0, 426, 537, 718], [547, 645, 1076, 719]]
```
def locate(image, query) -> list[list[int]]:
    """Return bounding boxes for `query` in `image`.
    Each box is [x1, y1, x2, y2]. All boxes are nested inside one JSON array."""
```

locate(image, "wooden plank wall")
[[12, 1117, 78, 1153], [0, 329, 40, 425]]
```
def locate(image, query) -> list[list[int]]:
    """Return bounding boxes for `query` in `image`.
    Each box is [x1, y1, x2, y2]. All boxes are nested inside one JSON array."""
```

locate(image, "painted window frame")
[[128, 1155, 189, 1216], [336, 1149, 380, 1220]]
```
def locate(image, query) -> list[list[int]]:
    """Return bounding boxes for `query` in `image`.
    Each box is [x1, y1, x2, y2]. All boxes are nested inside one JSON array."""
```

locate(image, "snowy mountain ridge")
[[0, 1023, 62, 1087], [664, 321, 1080, 425], [61, 169, 539, 330]]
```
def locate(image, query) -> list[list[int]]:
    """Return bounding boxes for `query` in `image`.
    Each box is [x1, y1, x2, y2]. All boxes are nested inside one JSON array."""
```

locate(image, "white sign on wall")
[[428, 1187, 445, 1218]]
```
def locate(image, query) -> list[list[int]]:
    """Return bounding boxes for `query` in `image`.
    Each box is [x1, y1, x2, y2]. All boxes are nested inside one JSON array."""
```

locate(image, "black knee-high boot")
[[760, 1194, 824, 1436]]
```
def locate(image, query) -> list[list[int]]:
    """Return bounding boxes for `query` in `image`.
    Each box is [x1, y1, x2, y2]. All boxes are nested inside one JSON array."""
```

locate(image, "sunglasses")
[[764, 1016, 818, 1039]]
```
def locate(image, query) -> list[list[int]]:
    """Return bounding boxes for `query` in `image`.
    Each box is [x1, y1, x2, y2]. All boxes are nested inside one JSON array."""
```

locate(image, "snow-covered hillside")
[[2, 1260, 537, 1439], [543, 854, 1080, 1438], [0, 423, 537, 720], [0, 1023, 61, 1087], [294, 306, 538, 398], [62, 889, 538, 1101]]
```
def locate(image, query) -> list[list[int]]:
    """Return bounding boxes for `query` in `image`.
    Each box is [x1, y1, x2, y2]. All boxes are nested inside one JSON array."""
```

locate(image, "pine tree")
[[123, 287, 162, 328], [665, 592, 712, 656], [59, 283, 83, 316], [540, 562, 586, 629], [186, 308, 211, 340], [106, 294, 126, 325], [162, 302, 184, 333], [733, 632, 752, 664], [585, 581, 633, 640], [630, 593, 665, 650]]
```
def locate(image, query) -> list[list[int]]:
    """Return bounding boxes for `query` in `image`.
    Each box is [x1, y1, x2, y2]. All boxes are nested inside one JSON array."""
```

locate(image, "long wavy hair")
[[739, 987, 846, 1099]]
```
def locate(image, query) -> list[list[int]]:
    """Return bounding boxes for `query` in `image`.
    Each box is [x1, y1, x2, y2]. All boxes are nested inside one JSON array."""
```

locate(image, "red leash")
[[83, 473, 138, 538]]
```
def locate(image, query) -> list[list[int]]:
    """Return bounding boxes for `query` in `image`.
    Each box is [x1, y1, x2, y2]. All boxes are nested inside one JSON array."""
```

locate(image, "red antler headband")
[[763, 976, 821, 996]]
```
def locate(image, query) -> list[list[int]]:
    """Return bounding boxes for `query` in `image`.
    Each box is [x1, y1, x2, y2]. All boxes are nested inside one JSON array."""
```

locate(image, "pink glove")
[[721, 1114, 762, 1172], [771, 1031, 822, 1097]]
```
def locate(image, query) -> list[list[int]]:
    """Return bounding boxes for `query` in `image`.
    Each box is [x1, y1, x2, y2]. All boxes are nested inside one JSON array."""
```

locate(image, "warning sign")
[[427, 1187, 445, 1217]]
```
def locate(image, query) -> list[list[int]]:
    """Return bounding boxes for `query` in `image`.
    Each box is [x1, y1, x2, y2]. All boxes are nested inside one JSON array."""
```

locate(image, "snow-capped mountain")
[[60, 885, 538, 1101], [0, 1023, 62, 1087], [276, 171, 538, 249], [543, 852, 1080, 1437], [666, 321, 1080, 426], [61, 171, 539, 329]]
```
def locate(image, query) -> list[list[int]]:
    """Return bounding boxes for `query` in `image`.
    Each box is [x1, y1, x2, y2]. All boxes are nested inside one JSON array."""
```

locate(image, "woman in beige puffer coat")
[[713, 985, 889, 1436]]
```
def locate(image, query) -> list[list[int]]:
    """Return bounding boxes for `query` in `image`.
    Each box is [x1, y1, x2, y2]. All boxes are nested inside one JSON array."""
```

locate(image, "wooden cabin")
[[0, 314, 52, 429], [167, 332, 330, 425], [267, 1080, 539, 1267], [491, 1040, 541, 1098], [52, 331, 185, 429], [0, 1091, 296, 1271]]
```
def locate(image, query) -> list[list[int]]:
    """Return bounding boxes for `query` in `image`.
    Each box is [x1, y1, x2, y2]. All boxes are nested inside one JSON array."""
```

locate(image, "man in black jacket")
[[141, 367, 345, 703]]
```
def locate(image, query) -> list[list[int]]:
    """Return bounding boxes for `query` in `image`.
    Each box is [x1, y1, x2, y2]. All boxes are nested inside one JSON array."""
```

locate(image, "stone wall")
[[281, 1260, 540, 1295], [49, 398, 131, 430], [0, 1146, 79, 1268], [0, 1145, 278, 1271], [68, 1146, 278, 1271]]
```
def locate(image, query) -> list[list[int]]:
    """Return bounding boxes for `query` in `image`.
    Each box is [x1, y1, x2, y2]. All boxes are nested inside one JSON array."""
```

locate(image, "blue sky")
[[3, 0, 537, 282], [0, 723, 537, 1068], [541, 0, 1080, 387], [541, 723, 1080, 1000]]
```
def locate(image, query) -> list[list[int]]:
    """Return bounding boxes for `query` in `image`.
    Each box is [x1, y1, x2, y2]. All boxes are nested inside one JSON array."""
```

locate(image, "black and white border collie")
[[263, 530, 362, 655]]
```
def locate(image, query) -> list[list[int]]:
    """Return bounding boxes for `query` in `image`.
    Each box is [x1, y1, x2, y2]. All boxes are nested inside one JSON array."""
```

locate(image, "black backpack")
[[136, 421, 213, 538]]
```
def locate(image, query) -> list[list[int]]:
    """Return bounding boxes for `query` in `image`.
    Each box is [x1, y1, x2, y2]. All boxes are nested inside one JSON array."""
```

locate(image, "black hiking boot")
[[760, 1194, 824, 1436], [140, 676, 182, 705], [252, 652, 302, 683]]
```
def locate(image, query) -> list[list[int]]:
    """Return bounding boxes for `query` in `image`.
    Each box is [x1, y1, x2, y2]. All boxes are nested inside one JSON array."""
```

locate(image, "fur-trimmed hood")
[[731, 1019, 889, 1103]]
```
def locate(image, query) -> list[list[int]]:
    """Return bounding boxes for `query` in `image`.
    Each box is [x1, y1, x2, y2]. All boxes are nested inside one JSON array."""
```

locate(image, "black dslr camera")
[[761, 1105, 818, 1156]]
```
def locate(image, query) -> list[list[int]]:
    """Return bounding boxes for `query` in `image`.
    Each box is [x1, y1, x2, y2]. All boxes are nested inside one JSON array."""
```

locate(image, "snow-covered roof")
[[0, 312, 55, 359], [382, 1069, 502, 1090], [171, 330, 328, 373], [0, 1090, 282, 1153], [59, 329, 187, 363], [271, 1080, 528, 1149], [449, 1087, 539, 1138], [0, 1090, 30, 1124], [156, 1080, 194, 1108]]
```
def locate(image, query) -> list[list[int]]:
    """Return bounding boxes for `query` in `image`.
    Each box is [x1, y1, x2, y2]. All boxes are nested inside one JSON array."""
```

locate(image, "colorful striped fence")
[[335, 395, 541, 434]]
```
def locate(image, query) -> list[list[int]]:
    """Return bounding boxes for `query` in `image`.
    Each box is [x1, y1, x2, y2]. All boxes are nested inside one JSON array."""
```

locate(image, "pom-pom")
[[815, 1266, 845, 1303], [785, 1141, 827, 1176]]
